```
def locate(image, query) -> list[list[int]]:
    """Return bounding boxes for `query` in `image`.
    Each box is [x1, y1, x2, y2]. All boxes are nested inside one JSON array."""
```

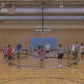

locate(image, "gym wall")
[[0, 29, 83, 49]]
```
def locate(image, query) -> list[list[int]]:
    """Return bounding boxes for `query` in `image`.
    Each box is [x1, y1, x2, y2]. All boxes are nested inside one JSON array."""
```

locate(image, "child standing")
[[57, 44, 64, 67], [7, 45, 12, 65], [3, 46, 8, 63], [80, 43, 84, 63], [39, 46, 46, 68], [28, 43, 33, 55], [66, 43, 71, 59], [12, 48, 16, 59], [45, 43, 50, 57], [16, 43, 22, 59], [74, 41, 78, 65]]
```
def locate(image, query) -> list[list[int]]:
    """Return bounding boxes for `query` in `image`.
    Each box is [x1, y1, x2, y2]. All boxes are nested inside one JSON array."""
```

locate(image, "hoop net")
[[35, 26, 52, 35]]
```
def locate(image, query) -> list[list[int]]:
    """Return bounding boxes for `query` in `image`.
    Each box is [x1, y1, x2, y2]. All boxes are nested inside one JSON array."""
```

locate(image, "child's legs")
[[75, 52, 78, 63], [67, 52, 70, 59], [4, 55, 7, 61], [40, 59, 44, 67], [81, 53, 83, 60], [58, 54, 63, 64], [61, 54, 63, 64], [8, 56, 12, 64], [17, 52, 20, 59]]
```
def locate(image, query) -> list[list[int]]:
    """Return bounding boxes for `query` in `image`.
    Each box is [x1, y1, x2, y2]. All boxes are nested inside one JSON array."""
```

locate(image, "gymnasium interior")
[[0, 0, 84, 84]]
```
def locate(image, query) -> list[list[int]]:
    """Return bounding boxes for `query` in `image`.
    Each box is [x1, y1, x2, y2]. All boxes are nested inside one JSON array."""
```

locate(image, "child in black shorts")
[[57, 44, 64, 67]]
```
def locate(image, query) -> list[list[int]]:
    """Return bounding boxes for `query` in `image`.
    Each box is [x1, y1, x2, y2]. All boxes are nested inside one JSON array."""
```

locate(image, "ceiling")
[[0, 0, 84, 8], [0, 0, 84, 29], [0, 0, 84, 16]]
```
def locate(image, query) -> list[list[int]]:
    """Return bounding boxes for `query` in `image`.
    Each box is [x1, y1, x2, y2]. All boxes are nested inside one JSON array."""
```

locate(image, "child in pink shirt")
[[39, 46, 46, 68]]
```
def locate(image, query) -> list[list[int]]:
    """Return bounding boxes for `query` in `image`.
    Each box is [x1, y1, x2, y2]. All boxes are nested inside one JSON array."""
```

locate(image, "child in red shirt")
[[8, 45, 12, 65]]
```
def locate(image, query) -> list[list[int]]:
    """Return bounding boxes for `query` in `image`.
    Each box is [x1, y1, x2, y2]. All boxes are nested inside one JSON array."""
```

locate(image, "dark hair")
[[75, 41, 78, 44], [81, 43, 83, 45], [8, 45, 11, 48], [59, 43, 62, 47], [41, 46, 43, 51]]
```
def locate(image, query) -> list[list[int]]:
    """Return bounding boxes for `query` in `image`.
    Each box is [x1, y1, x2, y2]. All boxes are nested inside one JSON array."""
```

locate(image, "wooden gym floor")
[[0, 51, 84, 84]]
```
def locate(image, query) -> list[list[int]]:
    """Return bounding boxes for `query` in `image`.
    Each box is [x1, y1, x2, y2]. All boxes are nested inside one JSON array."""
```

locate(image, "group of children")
[[3, 45, 13, 65], [3, 44, 22, 65], [71, 41, 84, 64], [3, 41, 84, 68], [3, 42, 50, 67], [37, 41, 84, 68]]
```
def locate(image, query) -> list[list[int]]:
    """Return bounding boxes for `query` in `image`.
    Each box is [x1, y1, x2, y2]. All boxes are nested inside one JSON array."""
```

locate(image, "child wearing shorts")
[[7, 45, 12, 65], [57, 44, 64, 67]]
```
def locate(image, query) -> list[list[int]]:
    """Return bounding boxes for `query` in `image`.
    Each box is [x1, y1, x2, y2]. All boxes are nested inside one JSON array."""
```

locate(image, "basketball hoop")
[[35, 26, 52, 35]]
